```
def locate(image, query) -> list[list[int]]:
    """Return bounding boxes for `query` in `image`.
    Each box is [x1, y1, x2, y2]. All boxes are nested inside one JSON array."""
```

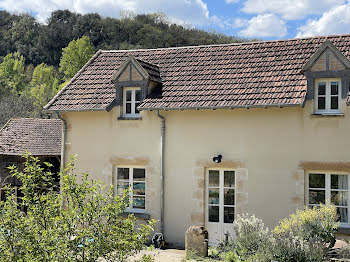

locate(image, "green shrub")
[[272, 205, 338, 262], [214, 206, 338, 262], [272, 233, 326, 262], [0, 154, 156, 262], [273, 205, 338, 247], [208, 246, 220, 259], [232, 214, 273, 261]]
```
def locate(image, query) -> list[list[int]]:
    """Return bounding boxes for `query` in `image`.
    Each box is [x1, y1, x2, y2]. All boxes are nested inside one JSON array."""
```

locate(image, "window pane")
[[331, 191, 348, 206], [209, 206, 219, 222], [133, 196, 145, 209], [331, 82, 339, 95], [126, 90, 132, 101], [126, 103, 131, 114], [224, 171, 235, 187], [224, 189, 235, 205], [135, 103, 140, 114], [133, 182, 145, 195], [135, 90, 141, 101], [209, 170, 219, 187], [318, 97, 326, 110], [309, 190, 325, 204], [309, 174, 325, 188], [331, 97, 338, 110], [331, 175, 348, 190], [318, 83, 326, 95], [337, 207, 348, 223], [133, 168, 145, 181], [117, 181, 129, 195], [224, 207, 235, 223], [117, 168, 129, 180], [209, 188, 219, 204]]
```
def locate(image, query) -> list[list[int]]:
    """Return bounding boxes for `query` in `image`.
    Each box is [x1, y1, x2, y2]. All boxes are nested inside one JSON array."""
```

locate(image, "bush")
[[272, 233, 326, 262], [215, 206, 338, 262], [0, 154, 156, 262], [230, 214, 273, 261], [272, 205, 338, 262], [273, 205, 338, 247]]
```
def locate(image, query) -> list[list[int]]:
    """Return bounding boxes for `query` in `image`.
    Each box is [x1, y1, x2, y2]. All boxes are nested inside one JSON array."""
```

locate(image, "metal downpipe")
[[157, 110, 165, 236], [57, 113, 67, 171]]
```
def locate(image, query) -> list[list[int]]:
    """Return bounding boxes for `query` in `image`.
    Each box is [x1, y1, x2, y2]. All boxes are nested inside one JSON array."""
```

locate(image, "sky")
[[0, 0, 350, 40]]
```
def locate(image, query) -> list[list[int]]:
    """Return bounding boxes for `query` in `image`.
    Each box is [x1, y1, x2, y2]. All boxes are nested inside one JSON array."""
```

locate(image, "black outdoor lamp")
[[213, 154, 222, 163]]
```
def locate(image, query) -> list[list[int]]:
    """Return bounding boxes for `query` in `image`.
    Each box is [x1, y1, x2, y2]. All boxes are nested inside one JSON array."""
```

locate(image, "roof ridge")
[[100, 34, 350, 53], [44, 49, 103, 110]]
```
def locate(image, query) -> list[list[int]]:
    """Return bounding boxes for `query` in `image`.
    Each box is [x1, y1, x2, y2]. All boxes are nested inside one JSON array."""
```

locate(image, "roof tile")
[[0, 118, 62, 156], [45, 35, 350, 111]]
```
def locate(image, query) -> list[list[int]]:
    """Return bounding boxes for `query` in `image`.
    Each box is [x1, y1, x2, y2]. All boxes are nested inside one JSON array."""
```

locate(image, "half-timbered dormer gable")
[[303, 40, 350, 114], [112, 55, 161, 118]]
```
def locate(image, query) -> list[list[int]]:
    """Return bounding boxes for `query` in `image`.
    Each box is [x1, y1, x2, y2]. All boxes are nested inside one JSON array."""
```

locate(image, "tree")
[[30, 63, 60, 107], [0, 155, 156, 261], [59, 36, 95, 81], [0, 52, 27, 95], [0, 92, 39, 127]]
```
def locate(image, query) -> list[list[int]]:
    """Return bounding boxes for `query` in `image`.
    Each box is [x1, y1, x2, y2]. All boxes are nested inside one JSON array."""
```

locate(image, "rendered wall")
[[62, 99, 350, 245]]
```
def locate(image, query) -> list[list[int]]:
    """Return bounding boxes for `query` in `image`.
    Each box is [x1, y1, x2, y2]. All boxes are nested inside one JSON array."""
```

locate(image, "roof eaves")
[[139, 103, 304, 111], [42, 108, 107, 113], [44, 49, 103, 111]]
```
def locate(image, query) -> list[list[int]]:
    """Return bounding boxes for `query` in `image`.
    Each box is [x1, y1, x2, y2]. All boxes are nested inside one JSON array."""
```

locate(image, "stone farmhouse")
[[45, 34, 350, 245]]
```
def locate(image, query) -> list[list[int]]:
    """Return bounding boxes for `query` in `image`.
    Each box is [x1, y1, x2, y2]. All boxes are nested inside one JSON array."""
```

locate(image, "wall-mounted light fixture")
[[213, 154, 222, 163]]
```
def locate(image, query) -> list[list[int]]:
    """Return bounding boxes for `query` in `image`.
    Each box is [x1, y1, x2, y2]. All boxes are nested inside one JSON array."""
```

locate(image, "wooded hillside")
[[0, 10, 242, 67], [0, 9, 245, 126]]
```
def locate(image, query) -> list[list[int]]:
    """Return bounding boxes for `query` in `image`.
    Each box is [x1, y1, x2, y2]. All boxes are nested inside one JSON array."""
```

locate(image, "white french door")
[[205, 169, 235, 245]]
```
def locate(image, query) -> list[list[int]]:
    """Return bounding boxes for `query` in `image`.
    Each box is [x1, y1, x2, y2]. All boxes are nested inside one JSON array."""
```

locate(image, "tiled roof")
[[45, 34, 350, 111], [0, 118, 62, 156], [136, 59, 162, 83]]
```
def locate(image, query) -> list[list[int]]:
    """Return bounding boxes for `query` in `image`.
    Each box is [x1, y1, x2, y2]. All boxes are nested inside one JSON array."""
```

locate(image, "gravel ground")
[[127, 249, 185, 262]]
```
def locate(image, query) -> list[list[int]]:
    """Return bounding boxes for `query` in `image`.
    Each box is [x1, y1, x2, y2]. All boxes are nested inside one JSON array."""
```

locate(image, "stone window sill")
[[311, 113, 344, 118], [122, 210, 150, 220], [117, 116, 142, 120]]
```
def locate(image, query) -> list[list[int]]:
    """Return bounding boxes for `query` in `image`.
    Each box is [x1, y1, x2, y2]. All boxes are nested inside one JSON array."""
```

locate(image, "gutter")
[[140, 102, 304, 112], [157, 110, 165, 236], [57, 113, 67, 171]]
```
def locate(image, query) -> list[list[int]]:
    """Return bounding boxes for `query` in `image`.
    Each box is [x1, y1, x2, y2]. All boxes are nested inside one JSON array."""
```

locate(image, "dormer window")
[[315, 78, 341, 114], [302, 40, 350, 116], [123, 87, 141, 117], [112, 55, 162, 119]]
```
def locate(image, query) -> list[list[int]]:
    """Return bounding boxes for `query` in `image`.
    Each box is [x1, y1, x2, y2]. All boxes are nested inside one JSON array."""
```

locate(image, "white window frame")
[[314, 78, 341, 114], [115, 166, 146, 213], [306, 171, 350, 227], [122, 87, 141, 117]]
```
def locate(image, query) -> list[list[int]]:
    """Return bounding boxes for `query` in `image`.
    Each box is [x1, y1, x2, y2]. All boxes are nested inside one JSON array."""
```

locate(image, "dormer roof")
[[302, 40, 350, 72]]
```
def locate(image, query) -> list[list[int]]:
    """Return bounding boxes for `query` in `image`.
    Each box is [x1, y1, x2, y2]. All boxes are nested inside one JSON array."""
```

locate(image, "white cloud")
[[233, 17, 248, 28], [0, 0, 211, 26], [239, 13, 287, 38], [225, 0, 240, 3], [242, 0, 346, 20], [296, 2, 350, 37]]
